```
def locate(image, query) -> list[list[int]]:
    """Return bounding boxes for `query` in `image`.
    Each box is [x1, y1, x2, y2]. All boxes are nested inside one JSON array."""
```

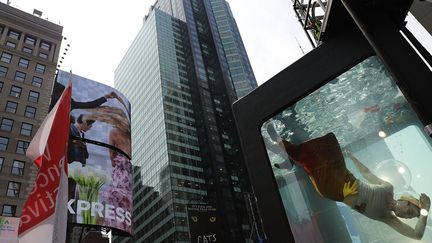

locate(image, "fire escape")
[[293, 0, 328, 48]]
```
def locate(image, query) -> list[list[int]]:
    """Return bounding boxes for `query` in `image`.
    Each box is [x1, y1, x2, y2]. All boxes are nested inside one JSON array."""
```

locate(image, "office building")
[[114, 0, 258, 242], [0, 2, 63, 218]]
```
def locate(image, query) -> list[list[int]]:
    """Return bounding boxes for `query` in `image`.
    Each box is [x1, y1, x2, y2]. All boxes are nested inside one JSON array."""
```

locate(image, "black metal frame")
[[232, 0, 432, 242]]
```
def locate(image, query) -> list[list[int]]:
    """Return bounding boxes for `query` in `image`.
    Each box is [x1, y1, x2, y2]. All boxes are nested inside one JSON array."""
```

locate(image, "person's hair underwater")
[[399, 195, 421, 208], [395, 195, 421, 218]]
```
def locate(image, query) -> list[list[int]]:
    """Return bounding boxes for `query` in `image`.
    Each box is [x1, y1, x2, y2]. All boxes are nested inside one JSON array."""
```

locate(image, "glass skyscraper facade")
[[114, 1, 258, 242]]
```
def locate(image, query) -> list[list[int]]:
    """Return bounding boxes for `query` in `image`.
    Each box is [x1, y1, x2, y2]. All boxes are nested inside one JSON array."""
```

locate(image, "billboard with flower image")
[[52, 70, 132, 236]]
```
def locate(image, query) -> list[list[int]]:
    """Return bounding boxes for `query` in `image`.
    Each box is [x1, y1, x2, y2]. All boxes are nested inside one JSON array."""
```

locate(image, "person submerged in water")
[[267, 125, 430, 240]]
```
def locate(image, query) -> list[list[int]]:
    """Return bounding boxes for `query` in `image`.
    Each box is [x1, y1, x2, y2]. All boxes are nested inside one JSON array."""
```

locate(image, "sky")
[[6, 0, 312, 87], [4, 0, 432, 87]]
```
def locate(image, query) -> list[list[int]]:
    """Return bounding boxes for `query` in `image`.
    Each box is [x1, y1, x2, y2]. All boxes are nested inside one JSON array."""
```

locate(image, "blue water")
[[261, 56, 432, 242]]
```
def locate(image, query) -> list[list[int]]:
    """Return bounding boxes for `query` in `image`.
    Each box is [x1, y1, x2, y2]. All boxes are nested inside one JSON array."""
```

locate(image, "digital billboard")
[[54, 70, 132, 235]]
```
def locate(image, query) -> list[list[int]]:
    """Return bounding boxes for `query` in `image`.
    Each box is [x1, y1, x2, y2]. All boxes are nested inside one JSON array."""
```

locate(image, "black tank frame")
[[233, 0, 432, 242]]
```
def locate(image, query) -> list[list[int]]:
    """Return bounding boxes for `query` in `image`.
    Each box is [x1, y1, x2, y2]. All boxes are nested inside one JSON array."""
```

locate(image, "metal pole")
[[316, 0, 327, 12], [245, 193, 260, 242], [78, 226, 85, 243]]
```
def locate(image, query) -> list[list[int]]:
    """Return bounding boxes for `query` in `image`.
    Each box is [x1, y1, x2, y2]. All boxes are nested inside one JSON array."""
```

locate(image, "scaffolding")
[[292, 0, 328, 48]]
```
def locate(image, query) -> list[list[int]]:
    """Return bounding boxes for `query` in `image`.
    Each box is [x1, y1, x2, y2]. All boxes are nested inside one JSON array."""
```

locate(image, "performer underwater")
[[267, 124, 430, 240]]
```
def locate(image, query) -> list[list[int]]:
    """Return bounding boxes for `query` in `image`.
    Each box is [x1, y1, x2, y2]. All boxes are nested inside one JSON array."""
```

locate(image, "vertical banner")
[[19, 82, 71, 243], [54, 70, 132, 236], [187, 204, 222, 243], [0, 217, 19, 243]]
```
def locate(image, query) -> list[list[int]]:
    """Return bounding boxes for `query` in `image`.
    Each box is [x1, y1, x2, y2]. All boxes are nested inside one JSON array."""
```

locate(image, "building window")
[[18, 58, 29, 68], [28, 91, 39, 102], [22, 47, 33, 54], [0, 66, 7, 77], [14, 71, 26, 82], [0, 118, 14, 132], [0, 52, 12, 63], [20, 123, 33, 136], [0, 157, 4, 171], [5, 41, 16, 49], [40, 41, 51, 51], [10, 85, 22, 98], [11, 160, 25, 176], [5, 101, 18, 113], [38, 52, 48, 59], [6, 181, 21, 197], [1, 204, 16, 217], [24, 35, 36, 45], [16, 140, 29, 154], [0, 137, 9, 151], [35, 63, 45, 74], [8, 30, 20, 40], [32, 76, 43, 87], [24, 106, 36, 118], [0, 81, 3, 92]]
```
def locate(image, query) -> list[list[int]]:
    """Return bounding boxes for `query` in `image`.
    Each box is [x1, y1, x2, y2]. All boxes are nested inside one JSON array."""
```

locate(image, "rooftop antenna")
[[294, 36, 305, 55]]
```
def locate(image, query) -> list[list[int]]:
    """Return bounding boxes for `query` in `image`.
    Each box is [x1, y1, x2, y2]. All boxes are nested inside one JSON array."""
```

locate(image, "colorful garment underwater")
[[282, 133, 357, 201]]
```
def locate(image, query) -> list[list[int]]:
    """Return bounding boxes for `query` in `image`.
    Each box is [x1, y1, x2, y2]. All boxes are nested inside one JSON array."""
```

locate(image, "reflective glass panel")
[[261, 56, 432, 242]]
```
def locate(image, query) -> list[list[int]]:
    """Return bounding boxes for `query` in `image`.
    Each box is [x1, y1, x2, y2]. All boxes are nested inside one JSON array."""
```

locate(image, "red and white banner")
[[18, 82, 72, 243]]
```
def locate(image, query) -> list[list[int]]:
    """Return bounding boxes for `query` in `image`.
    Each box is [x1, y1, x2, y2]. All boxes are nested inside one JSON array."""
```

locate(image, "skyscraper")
[[114, 0, 258, 242], [0, 2, 62, 218]]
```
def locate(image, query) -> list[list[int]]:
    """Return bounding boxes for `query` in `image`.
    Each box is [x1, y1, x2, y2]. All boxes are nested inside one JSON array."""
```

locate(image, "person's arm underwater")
[[266, 124, 301, 171], [346, 151, 387, 185], [266, 123, 294, 151], [382, 193, 430, 240]]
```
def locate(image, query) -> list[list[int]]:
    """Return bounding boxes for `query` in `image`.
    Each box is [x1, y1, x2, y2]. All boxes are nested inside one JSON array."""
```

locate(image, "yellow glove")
[[343, 180, 358, 198]]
